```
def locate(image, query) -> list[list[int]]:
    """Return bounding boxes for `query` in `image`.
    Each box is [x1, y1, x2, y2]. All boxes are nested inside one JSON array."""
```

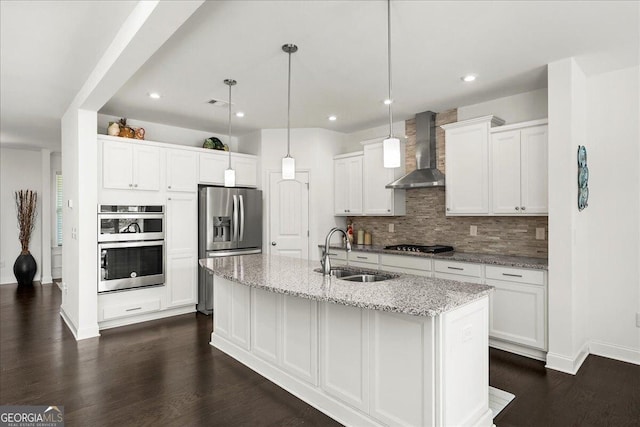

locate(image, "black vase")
[[13, 252, 37, 286]]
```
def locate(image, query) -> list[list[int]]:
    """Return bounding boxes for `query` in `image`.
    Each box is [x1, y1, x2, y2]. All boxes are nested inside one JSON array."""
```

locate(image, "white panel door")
[[269, 171, 309, 259], [319, 303, 369, 412], [370, 311, 433, 427], [488, 279, 546, 350], [334, 158, 349, 215], [166, 194, 197, 253], [199, 152, 227, 184], [282, 296, 318, 385], [491, 130, 522, 214], [520, 125, 548, 214], [251, 288, 281, 364], [166, 149, 197, 192], [166, 253, 197, 307], [132, 145, 161, 191], [445, 123, 490, 214], [346, 156, 363, 214], [231, 155, 258, 187], [363, 143, 394, 215], [102, 141, 134, 190]]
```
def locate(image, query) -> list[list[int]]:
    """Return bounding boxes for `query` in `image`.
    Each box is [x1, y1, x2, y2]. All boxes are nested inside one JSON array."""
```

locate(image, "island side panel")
[[437, 296, 492, 427]]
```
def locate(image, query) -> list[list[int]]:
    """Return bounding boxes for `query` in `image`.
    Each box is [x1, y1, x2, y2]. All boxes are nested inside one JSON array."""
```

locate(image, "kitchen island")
[[200, 254, 494, 427]]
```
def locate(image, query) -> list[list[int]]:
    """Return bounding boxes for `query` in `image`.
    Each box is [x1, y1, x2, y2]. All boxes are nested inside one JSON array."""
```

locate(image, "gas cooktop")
[[384, 244, 454, 254]]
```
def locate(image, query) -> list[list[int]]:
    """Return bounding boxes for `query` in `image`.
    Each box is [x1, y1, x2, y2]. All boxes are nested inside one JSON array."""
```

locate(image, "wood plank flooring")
[[1, 283, 639, 426]]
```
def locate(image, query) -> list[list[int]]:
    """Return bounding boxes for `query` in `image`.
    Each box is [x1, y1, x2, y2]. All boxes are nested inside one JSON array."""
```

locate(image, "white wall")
[[586, 65, 640, 364], [457, 88, 548, 124], [342, 120, 405, 153], [0, 148, 43, 284], [258, 128, 345, 260], [98, 113, 239, 152]]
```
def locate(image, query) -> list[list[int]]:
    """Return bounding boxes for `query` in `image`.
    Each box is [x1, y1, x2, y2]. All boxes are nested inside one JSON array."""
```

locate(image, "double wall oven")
[[98, 205, 165, 293]]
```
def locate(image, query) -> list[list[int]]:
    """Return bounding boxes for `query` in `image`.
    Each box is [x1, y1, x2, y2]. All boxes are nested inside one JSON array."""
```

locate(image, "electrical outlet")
[[536, 228, 545, 240], [388, 223, 395, 233], [470, 225, 477, 237], [636, 312, 640, 328]]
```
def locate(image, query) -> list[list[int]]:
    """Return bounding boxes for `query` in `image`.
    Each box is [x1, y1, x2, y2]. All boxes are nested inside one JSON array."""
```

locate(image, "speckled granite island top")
[[323, 244, 549, 270], [200, 254, 492, 317]]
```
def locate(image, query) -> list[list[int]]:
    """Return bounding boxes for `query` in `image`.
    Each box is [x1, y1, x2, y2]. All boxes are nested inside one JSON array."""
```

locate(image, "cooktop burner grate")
[[384, 244, 454, 254]]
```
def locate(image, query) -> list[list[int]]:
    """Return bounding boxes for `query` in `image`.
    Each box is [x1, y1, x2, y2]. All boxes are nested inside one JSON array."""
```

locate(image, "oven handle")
[[98, 240, 165, 249], [98, 213, 164, 220]]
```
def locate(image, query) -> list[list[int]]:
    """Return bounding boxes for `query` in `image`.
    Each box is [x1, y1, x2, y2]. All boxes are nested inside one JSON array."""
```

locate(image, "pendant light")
[[383, 0, 401, 168], [281, 43, 298, 180], [224, 78, 236, 187]]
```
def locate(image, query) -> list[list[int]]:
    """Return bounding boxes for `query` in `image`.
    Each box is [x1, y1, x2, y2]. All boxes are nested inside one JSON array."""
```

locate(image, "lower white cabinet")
[[433, 260, 483, 284], [282, 296, 318, 385], [165, 194, 198, 308], [380, 254, 431, 276], [214, 276, 251, 350], [486, 266, 546, 350], [347, 251, 379, 269], [165, 253, 197, 307]]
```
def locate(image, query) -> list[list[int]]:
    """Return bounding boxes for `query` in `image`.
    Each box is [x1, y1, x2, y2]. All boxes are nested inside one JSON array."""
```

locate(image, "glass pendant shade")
[[282, 156, 295, 180], [383, 137, 401, 168], [224, 168, 236, 187]]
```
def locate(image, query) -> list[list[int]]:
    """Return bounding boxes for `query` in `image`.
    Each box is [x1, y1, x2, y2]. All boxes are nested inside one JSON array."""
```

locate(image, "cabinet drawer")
[[102, 299, 161, 321], [380, 254, 432, 272], [433, 260, 482, 278], [348, 251, 379, 265], [485, 266, 544, 285], [326, 250, 348, 261]]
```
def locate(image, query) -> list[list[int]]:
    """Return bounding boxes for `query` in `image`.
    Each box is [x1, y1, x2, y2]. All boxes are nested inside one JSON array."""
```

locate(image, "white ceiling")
[[1, 1, 639, 151]]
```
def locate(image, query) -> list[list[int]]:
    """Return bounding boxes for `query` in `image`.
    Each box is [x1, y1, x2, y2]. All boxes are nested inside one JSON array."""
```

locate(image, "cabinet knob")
[[134, 184, 138, 188], [129, 183, 133, 188], [446, 208, 450, 212], [515, 207, 520, 211], [521, 206, 526, 211], [387, 209, 391, 212], [271, 241, 277, 246], [168, 185, 171, 189]]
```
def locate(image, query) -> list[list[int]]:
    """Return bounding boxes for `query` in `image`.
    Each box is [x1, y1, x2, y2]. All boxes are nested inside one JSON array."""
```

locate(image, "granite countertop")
[[200, 254, 493, 318], [322, 244, 548, 270]]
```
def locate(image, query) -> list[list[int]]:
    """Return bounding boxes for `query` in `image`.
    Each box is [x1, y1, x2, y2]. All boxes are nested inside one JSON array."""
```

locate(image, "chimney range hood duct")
[[386, 111, 445, 189]]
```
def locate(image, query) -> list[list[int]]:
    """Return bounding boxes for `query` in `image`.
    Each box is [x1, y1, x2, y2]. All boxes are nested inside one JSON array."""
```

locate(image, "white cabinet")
[[213, 276, 251, 350], [442, 116, 504, 215], [199, 151, 258, 187], [486, 265, 546, 350], [491, 121, 548, 215], [433, 259, 483, 284], [166, 149, 197, 192], [380, 254, 432, 277], [281, 296, 318, 385], [231, 154, 258, 187], [165, 194, 197, 308], [362, 142, 406, 216], [348, 251, 379, 269], [334, 153, 363, 215], [102, 139, 161, 191]]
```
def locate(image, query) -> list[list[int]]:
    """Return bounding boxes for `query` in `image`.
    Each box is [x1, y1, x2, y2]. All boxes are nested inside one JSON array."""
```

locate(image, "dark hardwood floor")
[[1, 283, 639, 427]]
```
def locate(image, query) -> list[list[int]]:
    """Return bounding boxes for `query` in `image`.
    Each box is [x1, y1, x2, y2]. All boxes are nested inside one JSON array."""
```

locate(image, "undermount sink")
[[314, 268, 397, 282]]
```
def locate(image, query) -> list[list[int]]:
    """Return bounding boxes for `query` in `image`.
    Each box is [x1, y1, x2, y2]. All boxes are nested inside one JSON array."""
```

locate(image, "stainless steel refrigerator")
[[198, 186, 262, 314]]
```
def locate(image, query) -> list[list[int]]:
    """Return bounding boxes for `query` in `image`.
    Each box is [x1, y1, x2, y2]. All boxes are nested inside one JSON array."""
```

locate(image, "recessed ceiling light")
[[383, 99, 393, 105], [149, 92, 161, 99], [328, 115, 337, 121], [461, 74, 477, 82], [235, 111, 245, 118]]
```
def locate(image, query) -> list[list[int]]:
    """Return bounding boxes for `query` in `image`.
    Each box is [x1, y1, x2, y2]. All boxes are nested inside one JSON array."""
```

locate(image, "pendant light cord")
[[227, 81, 232, 168], [387, 0, 393, 138], [286, 49, 292, 158]]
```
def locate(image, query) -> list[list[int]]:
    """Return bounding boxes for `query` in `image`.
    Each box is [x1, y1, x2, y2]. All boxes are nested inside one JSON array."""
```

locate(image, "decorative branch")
[[15, 190, 38, 254]]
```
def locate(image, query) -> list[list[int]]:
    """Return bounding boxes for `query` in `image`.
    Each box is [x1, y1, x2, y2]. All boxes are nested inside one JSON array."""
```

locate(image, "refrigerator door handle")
[[239, 195, 245, 241], [232, 194, 239, 241]]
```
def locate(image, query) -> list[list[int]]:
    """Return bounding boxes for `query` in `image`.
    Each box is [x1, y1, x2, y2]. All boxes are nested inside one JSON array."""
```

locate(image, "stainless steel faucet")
[[321, 227, 351, 275]]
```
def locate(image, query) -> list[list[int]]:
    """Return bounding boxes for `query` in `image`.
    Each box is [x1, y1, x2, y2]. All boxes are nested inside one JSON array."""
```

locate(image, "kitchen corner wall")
[[349, 109, 549, 259]]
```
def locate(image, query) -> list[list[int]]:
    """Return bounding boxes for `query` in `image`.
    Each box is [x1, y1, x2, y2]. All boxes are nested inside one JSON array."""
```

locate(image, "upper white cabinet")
[[491, 120, 548, 215], [166, 149, 197, 192], [334, 141, 405, 217], [199, 151, 258, 187], [442, 116, 504, 215], [102, 139, 161, 191], [334, 152, 363, 215], [362, 142, 406, 216]]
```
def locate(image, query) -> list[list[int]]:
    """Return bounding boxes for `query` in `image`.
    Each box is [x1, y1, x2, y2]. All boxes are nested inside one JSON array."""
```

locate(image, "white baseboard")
[[545, 342, 589, 375], [589, 340, 640, 366], [41, 275, 53, 285], [59, 306, 100, 341], [489, 339, 547, 362], [98, 305, 196, 330]]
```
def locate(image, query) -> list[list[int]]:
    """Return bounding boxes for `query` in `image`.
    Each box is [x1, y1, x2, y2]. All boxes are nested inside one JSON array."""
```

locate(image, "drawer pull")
[[356, 256, 368, 259], [502, 273, 523, 278], [126, 307, 142, 312], [447, 266, 464, 271]]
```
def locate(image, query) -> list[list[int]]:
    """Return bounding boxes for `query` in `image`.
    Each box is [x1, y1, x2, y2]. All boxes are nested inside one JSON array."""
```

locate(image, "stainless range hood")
[[386, 111, 445, 188]]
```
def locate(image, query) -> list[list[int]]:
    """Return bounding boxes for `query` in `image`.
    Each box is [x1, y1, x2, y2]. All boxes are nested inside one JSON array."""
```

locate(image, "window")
[[56, 173, 63, 246]]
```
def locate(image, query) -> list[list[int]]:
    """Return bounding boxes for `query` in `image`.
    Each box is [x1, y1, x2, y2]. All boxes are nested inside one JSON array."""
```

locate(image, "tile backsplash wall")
[[349, 109, 549, 259]]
